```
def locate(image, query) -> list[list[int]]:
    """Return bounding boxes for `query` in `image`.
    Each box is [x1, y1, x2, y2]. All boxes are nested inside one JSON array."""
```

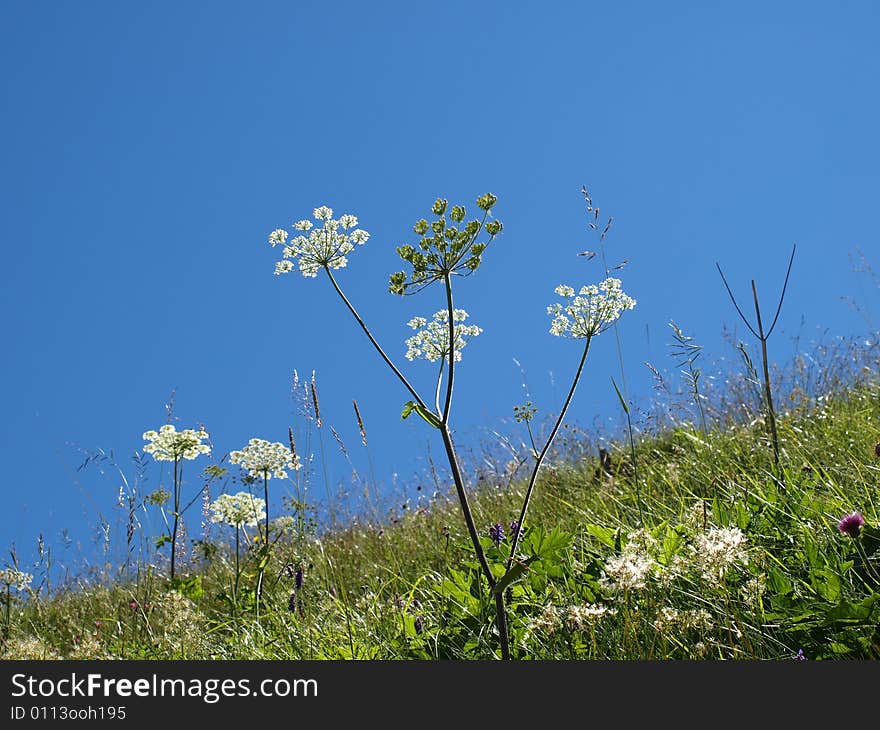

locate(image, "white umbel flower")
[[547, 277, 636, 338], [270, 205, 370, 277], [229, 438, 301, 480], [142, 424, 211, 462], [404, 308, 482, 362], [0, 568, 33, 591], [209, 492, 267, 528]]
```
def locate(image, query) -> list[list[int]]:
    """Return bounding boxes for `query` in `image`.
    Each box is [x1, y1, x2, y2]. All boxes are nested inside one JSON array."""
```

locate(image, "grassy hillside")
[[2, 338, 879, 660]]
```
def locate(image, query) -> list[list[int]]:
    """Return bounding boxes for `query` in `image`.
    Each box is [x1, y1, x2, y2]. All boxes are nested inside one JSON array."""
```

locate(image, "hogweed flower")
[[271, 515, 296, 536], [389, 194, 502, 295], [229, 438, 301, 480], [270, 206, 369, 278], [547, 278, 636, 339], [838, 511, 866, 538], [142, 424, 211, 462], [405, 309, 482, 362], [209, 492, 267, 528], [0, 569, 33, 591]]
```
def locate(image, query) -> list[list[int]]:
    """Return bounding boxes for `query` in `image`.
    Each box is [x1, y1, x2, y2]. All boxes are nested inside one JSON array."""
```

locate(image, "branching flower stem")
[[323, 265, 495, 597], [506, 336, 592, 568], [324, 266, 429, 414]]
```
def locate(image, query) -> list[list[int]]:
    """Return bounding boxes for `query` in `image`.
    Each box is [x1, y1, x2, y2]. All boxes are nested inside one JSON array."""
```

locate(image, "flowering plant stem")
[[324, 266, 499, 648], [170, 456, 181, 581], [255, 471, 270, 618], [506, 336, 592, 568]]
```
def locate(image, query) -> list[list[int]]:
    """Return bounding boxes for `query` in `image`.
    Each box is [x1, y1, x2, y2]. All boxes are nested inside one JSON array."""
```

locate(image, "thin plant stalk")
[[716, 244, 795, 476], [752, 281, 780, 470], [170, 455, 180, 581], [324, 264, 498, 651], [507, 336, 592, 566]]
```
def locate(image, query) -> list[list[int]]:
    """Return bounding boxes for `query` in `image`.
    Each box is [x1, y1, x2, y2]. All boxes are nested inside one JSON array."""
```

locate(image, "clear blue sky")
[[2, 1, 878, 574]]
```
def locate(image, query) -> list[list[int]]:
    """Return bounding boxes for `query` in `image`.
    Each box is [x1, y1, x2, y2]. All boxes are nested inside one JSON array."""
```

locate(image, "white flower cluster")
[[229, 438, 301, 480], [529, 604, 561, 635], [601, 552, 655, 593], [740, 574, 767, 606], [270, 515, 296, 536], [142, 425, 211, 462], [404, 308, 482, 362], [686, 527, 748, 583], [652, 606, 713, 632], [547, 277, 636, 338], [0, 568, 33, 591], [209, 492, 267, 528], [270, 206, 369, 278], [600, 530, 658, 593], [565, 603, 617, 631]]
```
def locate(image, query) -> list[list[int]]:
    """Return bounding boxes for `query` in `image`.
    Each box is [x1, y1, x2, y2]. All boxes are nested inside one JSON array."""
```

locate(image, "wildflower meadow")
[[1, 190, 878, 661]]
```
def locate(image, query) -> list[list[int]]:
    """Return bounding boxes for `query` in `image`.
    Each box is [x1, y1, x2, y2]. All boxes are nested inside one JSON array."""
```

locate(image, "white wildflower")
[[271, 515, 296, 536], [547, 277, 636, 338], [209, 492, 266, 528], [690, 527, 748, 583], [268, 229, 288, 246], [529, 604, 561, 635], [229, 438, 301, 480], [0, 569, 33, 591], [740, 573, 767, 606], [272, 206, 369, 278], [404, 308, 482, 362], [142, 424, 210, 462], [0, 636, 60, 660], [654, 606, 713, 632], [565, 603, 616, 631], [601, 552, 655, 592]]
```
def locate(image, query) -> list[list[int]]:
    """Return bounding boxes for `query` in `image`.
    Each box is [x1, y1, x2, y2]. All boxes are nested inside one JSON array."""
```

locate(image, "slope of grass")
[[3, 357, 879, 660]]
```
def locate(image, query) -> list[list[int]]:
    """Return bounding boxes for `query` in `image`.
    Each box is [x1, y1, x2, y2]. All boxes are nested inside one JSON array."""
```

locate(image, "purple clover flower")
[[489, 522, 505, 546], [838, 511, 866, 538]]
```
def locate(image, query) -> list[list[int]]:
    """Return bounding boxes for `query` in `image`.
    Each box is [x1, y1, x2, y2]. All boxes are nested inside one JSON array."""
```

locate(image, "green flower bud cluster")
[[389, 193, 502, 295]]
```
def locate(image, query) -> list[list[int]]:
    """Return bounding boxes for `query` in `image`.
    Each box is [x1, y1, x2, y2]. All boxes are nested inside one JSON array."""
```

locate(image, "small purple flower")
[[288, 591, 297, 613], [794, 649, 807, 661], [838, 511, 866, 538], [414, 616, 424, 635], [489, 522, 505, 546], [295, 566, 304, 590], [874, 442, 880, 459], [509, 520, 521, 540]]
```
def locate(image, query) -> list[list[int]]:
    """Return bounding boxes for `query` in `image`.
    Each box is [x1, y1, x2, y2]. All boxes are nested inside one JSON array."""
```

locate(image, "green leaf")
[[401, 401, 441, 429], [494, 557, 538, 596], [611, 377, 629, 415], [585, 523, 617, 549], [154, 534, 171, 550]]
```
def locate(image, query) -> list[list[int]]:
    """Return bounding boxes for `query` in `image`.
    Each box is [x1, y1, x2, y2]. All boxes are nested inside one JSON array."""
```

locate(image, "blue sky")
[[2, 1, 878, 575]]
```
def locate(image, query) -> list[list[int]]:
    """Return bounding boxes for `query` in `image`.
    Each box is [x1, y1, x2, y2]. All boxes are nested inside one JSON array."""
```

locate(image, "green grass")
[[3, 362, 879, 661]]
